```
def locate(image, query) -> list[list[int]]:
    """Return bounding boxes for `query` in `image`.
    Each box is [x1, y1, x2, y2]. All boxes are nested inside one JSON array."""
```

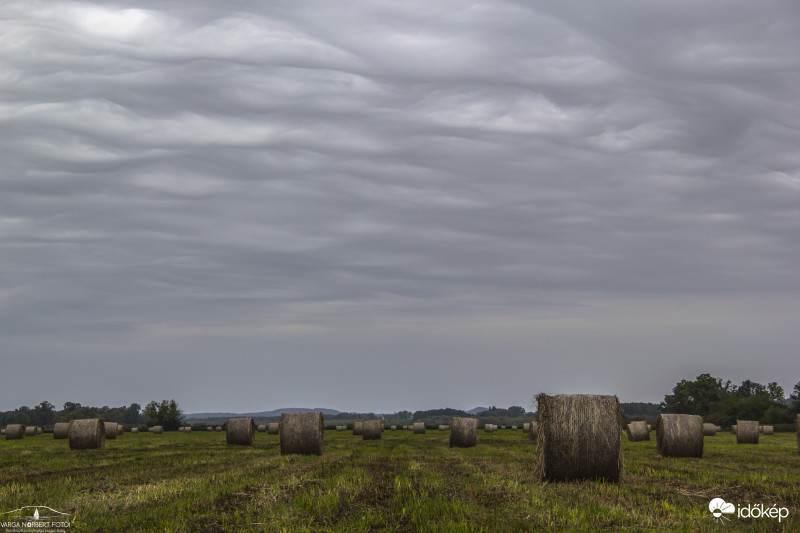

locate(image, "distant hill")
[[186, 407, 341, 420], [466, 406, 489, 415]]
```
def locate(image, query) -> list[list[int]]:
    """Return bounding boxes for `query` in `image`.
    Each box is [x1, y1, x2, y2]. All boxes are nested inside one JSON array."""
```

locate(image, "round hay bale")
[[0, 429, 4, 435], [280, 412, 324, 455], [36, 427, 43, 435], [53, 422, 71, 439], [226, 418, 255, 445], [104, 422, 118, 439], [206, 426, 213, 431], [528, 421, 538, 441], [535, 394, 622, 482], [152, 425, 164, 434], [626, 421, 650, 442], [523, 423, 530, 432], [5, 424, 25, 440], [267, 422, 279, 434], [412, 422, 426, 434], [69, 418, 105, 449], [450, 417, 477, 448], [714, 425, 721, 432], [215, 426, 222, 432], [184, 427, 191, 433], [761, 426, 774, 435], [500, 425, 506, 430], [117, 425, 124, 435], [702, 423, 716, 436], [736, 420, 758, 444], [390, 425, 397, 431], [178, 427, 184, 432], [131, 427, 139, 433], [736, 420, 759, 444], [438, 425, 448, 431], [25, 426, 37, 436], [656, 414, 703, 457], [335, 425, 345, 431], [511, 425, 518, 430], [647, 424, 652, 432], [362, 420, 382, 440], [257, 424, 267, 432], [484, 424, 496, 433], [731, 425, 737, 434], [353, 421, 364, 436]]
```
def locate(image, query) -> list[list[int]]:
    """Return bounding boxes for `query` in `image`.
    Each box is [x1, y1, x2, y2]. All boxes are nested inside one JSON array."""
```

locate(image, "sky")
[[2, 0, 799, 414]]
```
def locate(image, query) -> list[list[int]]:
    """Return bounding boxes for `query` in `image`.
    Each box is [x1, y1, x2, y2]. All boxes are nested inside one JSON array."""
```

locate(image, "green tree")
[[144, 399, 184, 430], [790, 381, 800, 413], [660, 373, 729, 416]]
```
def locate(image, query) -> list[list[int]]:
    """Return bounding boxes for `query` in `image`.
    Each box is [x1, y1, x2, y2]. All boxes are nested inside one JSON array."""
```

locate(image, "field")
[[1, 429, 798, 532]]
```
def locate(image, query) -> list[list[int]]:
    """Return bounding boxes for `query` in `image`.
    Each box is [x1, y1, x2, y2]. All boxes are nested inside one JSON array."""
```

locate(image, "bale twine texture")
[[69, 418, 105, 449], [535, 393, 622, 482], [5, 424, 25, 440], [736, 420, 759, 444], [280, 412, 324, 455], [702, 423, 717, 436], [450, 417, 477, 448], [226, 418, 255, 445], [626, 421, 650, 442], [656, 414, 703, 458], [362, 420, 382, 440], [53, 422, 71, 439], [412, 422, 426, 434]]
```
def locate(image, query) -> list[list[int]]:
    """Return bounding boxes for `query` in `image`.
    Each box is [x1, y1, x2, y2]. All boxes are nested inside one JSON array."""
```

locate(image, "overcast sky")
[[2, 1, 799, 414]]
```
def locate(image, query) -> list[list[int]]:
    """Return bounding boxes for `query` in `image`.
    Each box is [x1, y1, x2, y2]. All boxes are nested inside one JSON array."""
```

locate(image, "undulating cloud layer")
[[2, 1, 799, 412]]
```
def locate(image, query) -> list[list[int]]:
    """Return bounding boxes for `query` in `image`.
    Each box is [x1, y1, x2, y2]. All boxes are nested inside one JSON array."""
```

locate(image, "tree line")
[[0, 399, 184, 430]]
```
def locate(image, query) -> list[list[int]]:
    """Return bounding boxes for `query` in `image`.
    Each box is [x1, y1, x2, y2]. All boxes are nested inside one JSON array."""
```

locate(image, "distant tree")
[[144, 399, 184, 430], [31, 401, 57, 427], [507, 406, 526, 417], [124, 403, 141, 425], [394, 410, 412, 421], [790, 381, 800, 413], [660, 374, 729, 416], [766, 382, 785, 404]]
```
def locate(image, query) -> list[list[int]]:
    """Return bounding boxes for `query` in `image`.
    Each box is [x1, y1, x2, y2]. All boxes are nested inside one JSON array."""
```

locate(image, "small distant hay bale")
[[438, 425, 448, 431], [257, 424, 267, 432], [626, 421, 650, 442], [104, 422, 118, 439], [450, 417, 477, 448], [25, 426, 37, 436], [528, 422, 538, 441], [656, 414, 703, 458], [484, 424, 496, 433], [53, 422, 71, 439], [117, 425, 124, 435], [731, 425, 737, 434], [353, 421, 364, 435], [412, 422, 426, 434], [184, 426, 191, 433], [500, 425, 506, 430], [207, 426, 213, 431], [647, 424, 652, 432], [69, 419, 105, 449], [702, 423, 717, 436], [362, 420, 382, 440], [736, 420, 759, 444], [336, 425, 345, 431], [36, 427, 43, 435], [5, 424, 25, 440], [535, 394, 622, 482], [215, 426, 222, 432], [511, 425, 518, 430], [131, 427, 139, 433], [178, 427, 184, 432], [267, 423, 279, 434], [714, 425, 721, 432], [523, 423, 530, 432], [151, 426, 164, 434], [390, 425, 397, 431], [226, 418, 255, 445], [280, 412, 324, 455], [0, 429, 4, 435], [761, 426, 774, 435]]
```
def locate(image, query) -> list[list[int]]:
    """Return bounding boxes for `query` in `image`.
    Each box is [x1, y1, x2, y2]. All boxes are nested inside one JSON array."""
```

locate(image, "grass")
[[0, 429, 798, 531]]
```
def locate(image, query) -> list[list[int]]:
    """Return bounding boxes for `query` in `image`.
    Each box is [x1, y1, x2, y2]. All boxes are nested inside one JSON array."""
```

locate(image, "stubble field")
[[1, 429, 798, 532]]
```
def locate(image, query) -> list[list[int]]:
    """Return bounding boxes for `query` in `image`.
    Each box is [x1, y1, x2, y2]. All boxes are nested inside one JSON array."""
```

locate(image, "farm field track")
[[1, 430, 798, 532]]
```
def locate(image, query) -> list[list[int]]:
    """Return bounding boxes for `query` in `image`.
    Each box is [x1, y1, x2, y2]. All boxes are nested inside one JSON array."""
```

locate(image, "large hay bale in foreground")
[[656, 414, 703, 457], [736, 420, 759, 444], [5, 424, 24, 440], [626, 421, 650, 442], [69, 419, 105, 449], [226, 418, 255, 445], [412, 422, 426, 434], [104, 422, 118, 439], [535, 394, 622, 482], [761, 426, 774, 435], [53, 422, 71, 439], [450, 417, 477, 448], [267, 423, 279, 434], [529, 422, 538, 440], [280, 412, 324, 455], [362, 420, 382, 440], [25, 426, 37, 436], [353, 421, 364, 436], [702, 423, 717, 436]]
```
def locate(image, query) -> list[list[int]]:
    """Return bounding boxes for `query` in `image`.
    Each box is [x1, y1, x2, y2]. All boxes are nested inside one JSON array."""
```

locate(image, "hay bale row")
[[5, 424, 25, 440], [53, 422, 71, 439], [702, 423, 717, 436], [280, 412, 323, 455], [450, 417, 477, 448], [737, 420, 759, 444], [227, 418, 255, 445], [656, 414, 703, 457], [69, 418, 105, 449], [535, 394, 622, 482], [626, 421, 650, 442], [363, 420, 382, 440], [412, 422, 426, 434]]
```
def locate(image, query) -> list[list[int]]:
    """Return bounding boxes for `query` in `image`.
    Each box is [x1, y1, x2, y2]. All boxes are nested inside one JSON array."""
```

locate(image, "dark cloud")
[[2, 1, 799, 412]]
